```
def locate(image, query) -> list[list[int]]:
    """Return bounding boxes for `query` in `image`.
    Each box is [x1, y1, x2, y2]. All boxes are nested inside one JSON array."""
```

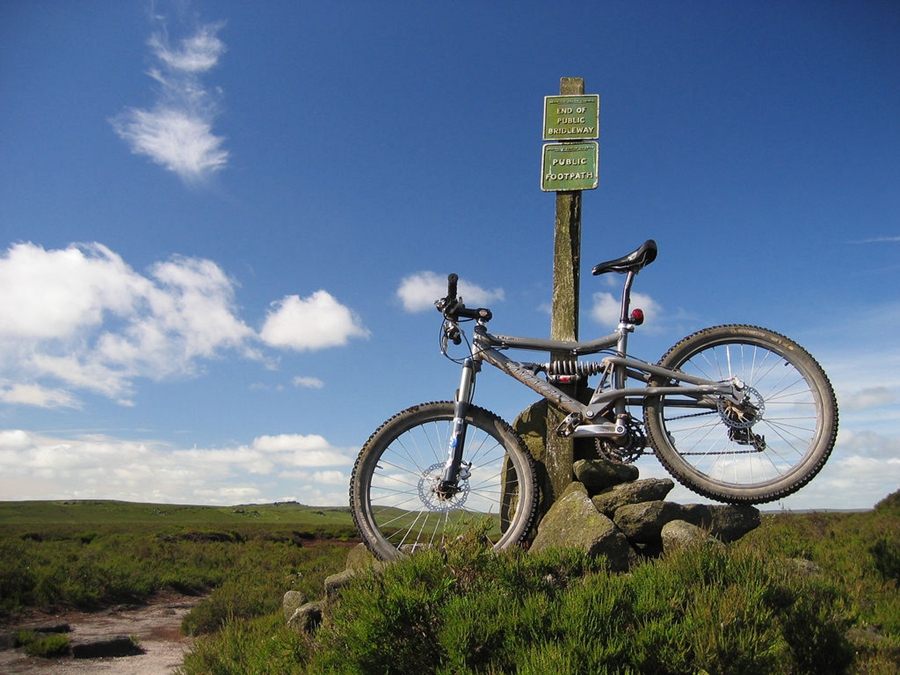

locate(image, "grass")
[[0, 500, 355, 622], [22, 633, 72, 658], [0, 499, 356, 529], [2, 495, 898, 674], [302, 534, 857, 675], [184, 492, 900, 675]]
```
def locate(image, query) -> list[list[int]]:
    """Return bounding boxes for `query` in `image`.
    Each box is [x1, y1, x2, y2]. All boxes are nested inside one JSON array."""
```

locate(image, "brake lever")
[[441, 321, 461, 353]]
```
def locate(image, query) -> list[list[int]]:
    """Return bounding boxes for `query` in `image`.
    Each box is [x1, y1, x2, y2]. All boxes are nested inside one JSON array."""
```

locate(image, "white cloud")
[[0, 383, 80, 408], [149, 23, 226, 73], [834, 428, 900, 460], [0, 241, 141, 338], [0, 242, 253, 405], [260, 291, 370, 351], [293, 376, 324, 389], [252, 433, 354, 467], [308, 470, 348, 485], [397, 271, 505, 313], [841, 386, 896, 411], [850, 236, 900, 244], [111, 20, 228, 183], [252, 433, 331, 453], [0, 242, 366, 408], [590, 290, 662, 328], [0, 429, 356, 505]]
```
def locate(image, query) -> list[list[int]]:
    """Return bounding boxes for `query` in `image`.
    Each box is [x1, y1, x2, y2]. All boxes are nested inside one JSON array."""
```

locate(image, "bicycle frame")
[[439, 267, 744, 489], [468, 327, 739, 435]]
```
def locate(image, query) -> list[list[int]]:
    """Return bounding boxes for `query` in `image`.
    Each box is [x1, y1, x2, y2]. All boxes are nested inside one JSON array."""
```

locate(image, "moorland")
[[1, 493, 898, 674]]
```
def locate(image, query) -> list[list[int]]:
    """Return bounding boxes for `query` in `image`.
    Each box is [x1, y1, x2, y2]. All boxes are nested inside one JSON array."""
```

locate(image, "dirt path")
[[0, 592, 203, 675]]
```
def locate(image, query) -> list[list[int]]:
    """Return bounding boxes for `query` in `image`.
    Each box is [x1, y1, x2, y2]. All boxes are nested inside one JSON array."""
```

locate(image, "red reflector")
[[630, 309, 645, 325]]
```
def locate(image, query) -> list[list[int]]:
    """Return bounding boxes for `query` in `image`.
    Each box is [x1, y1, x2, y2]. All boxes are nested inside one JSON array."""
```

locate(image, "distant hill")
[[0, 499, 355, 528]]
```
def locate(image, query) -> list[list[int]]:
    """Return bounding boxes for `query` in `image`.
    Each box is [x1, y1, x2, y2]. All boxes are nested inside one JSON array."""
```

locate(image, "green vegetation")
[[0, 500, 354, 619], [0, 499, 355, 529], [18, 631, 72, 658], [182, 493, 900, 675], [2, 495, 898, 674]]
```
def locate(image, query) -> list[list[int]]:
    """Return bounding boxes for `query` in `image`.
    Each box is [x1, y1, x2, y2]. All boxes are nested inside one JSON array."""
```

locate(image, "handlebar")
[[447, 273, 458, 301], [436, 273, 492, 322]]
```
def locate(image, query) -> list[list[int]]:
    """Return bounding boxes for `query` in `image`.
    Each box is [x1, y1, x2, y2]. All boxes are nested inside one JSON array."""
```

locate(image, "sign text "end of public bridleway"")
[[541, 94, 600, 191]]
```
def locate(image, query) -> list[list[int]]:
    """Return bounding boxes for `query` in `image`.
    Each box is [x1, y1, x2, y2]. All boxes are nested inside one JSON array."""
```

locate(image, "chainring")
[[594, 417, 648, 464]]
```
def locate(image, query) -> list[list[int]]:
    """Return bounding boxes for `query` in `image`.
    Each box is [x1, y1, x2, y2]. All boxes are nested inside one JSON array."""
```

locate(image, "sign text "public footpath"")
[[541, 94, 600, 191]]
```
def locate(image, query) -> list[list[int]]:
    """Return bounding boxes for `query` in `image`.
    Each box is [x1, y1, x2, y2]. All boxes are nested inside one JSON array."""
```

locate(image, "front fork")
[[438, 357, 477, 492]]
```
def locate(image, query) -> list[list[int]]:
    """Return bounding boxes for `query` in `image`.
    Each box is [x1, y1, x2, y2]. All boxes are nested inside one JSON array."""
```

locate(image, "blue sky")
[[1, 1, 898, 509]]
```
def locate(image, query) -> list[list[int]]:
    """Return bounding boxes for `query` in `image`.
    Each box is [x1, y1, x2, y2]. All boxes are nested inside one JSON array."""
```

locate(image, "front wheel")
[[350, 402, 537, 561], [644, 325, 838, 504]]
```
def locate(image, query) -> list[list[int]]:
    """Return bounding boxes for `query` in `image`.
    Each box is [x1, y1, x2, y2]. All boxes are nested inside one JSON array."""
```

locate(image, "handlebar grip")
[[447, 273, 458, 300]]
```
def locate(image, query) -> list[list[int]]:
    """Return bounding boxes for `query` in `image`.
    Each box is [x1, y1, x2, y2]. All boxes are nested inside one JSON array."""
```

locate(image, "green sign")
[[543, 94, 600, 141], [541, 142, 599, 191]]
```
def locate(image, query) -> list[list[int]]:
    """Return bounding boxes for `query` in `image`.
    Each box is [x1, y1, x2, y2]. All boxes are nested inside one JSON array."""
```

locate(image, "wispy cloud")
[[293, 376, 325, 389], [849, 236, 900, 244], [0, 242, 369, 408], [111, 19, 228, 184]]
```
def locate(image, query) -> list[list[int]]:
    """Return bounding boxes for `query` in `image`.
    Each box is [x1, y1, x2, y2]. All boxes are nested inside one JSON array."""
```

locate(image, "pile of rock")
[[529, 457, 761, 571], [285, 457, 760, 633]]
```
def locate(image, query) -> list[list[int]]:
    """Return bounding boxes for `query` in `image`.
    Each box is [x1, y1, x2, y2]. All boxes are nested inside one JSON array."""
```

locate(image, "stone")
[[613, 500, 683, 543], [706, 505, 761, 543], [287, 601, 325, 634], [591, 478, 675, 515], [660, 520, 725, 552], [512, 400, 556, 514], [612, 500, 760, 548], [71, 635, 143, 659], [345, 543, 377, 570], [573, 458, 639, 494], [671, 504, 760, 543], [676, 503, 712, 527], [282, 590, 307, 622], [324, 568, 358, 597], [512, 400, 551, 464], [530, 482, 637, 571], [788, 558, 822, 576]]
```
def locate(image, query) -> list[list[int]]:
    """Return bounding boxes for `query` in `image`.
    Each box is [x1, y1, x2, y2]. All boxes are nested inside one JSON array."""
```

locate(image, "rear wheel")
[[350, 402, 537, 560], [644, 325, 838, 504]]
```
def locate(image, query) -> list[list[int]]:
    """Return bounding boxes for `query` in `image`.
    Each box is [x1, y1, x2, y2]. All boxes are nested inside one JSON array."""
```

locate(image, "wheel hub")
[[418, 462, 469, 512], [717, 386, 765, 429]]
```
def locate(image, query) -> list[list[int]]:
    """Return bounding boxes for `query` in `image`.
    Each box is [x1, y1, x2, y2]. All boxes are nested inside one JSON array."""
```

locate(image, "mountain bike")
[[350, 240, 838, 560]]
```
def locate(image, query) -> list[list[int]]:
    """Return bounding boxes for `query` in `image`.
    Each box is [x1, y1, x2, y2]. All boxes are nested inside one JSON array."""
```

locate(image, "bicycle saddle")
[[591, 239, 658, 275]]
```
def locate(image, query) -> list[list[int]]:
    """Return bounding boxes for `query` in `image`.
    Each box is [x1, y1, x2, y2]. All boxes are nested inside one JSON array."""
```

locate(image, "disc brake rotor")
[[717, 386, 765, 429], [418, 462, 470, 512]]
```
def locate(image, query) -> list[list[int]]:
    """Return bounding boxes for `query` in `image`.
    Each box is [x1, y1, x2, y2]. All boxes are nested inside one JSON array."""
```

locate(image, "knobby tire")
[[350, 402, 537, 561], [644, 324, 838, 504]]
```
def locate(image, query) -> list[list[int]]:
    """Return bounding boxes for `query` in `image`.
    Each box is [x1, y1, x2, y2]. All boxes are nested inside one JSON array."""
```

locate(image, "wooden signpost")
[[543, 77, 599, 509]]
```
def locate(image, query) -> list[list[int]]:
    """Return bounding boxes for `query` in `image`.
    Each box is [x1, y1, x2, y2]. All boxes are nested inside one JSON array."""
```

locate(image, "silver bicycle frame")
[[439, 269, 740, 484], [472, 327, 736, 435]]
